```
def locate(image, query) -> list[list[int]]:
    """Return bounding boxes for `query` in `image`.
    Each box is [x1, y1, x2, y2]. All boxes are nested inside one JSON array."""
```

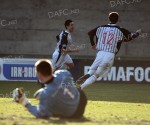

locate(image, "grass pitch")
[[0, 82, 150, 125]]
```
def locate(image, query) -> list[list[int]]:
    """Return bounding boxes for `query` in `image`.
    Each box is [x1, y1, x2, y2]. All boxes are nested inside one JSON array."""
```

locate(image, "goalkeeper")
[[12, 59, 87, 119]]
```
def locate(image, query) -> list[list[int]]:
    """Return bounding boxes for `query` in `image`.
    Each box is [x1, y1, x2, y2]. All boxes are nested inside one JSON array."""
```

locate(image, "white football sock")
[[81, 75, 97, 89]]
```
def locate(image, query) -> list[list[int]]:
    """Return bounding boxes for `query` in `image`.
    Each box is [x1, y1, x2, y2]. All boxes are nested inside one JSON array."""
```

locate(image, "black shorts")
[[70, 89, 87, 119]]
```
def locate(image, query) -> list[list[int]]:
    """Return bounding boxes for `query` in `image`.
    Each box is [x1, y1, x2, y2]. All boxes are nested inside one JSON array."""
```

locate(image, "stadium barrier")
[[0, 58, 38, 81], [71, 59, 150, 83], [0, 58, 149, 83]]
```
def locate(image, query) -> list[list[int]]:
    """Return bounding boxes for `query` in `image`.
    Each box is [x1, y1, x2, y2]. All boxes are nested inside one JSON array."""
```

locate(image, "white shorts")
[[52, 51, 73, 69], [88, 51, 115, 78]]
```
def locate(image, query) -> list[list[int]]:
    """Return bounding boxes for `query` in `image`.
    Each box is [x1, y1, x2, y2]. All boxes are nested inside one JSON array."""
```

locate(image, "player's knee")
[[102, 63, 110, 70], [94, 73, 99, 78], [67, 63, 74, 69], [95, 63, 110, 77]]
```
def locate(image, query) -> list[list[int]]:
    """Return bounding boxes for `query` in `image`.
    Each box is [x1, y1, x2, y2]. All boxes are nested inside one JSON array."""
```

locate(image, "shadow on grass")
[[48, 117, 90, 124], [1, 81, 150, 104], [0, 114, 91, 123], [84, 83, 150, 104]]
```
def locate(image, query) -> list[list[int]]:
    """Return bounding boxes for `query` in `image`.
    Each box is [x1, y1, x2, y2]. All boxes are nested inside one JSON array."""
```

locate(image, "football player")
[[13, 59, 87, 119], [76, 12, 142, 89]]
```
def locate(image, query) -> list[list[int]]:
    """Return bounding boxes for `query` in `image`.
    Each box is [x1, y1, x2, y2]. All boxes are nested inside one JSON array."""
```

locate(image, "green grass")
[[0, 82, 150, 125]]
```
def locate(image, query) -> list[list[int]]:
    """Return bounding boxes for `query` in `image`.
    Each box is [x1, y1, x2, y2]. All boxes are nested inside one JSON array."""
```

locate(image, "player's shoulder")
[[54, 70, 71, 75], [54, 70, 73, 80], [64, 30, 70, 35], [118, 27, 131, 35], [60, 30, 69, 37], [96, 24, 120, 31], [100, 24, 121, 29], [119, 27, 130, 32]]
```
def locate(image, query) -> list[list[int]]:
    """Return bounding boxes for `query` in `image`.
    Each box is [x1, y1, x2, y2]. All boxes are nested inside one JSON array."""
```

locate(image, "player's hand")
[[92, 45, 96, 50], [33, 88, 44, 100], [62, 49, 68, 53], [62, 48, 79, 53], [136, 29, 142, 35], [12, 87, 30, 107]]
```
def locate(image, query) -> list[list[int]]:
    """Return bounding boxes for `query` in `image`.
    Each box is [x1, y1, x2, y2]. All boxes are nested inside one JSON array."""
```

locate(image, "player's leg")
[[63, 54, 74, 69], [57, 54, 74, 70], [96, 63, 112, 80], [81, 52, 114, 89], [65, 63, 74, 69], [52, 52, 66, 71], [76, 52, 100, 84], [52, 51, 59, 71]]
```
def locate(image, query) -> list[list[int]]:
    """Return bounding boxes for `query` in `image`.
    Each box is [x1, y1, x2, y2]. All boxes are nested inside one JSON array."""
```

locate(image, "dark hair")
[[64, 19, 73, 29], [35, 60, 53, 76], [109, 12, 119, 24]]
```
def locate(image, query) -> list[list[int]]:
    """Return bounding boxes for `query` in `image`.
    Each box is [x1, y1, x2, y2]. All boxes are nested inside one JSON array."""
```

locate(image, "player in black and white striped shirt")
[[76, 12, 142, 89], [52, 20, 79, 71]]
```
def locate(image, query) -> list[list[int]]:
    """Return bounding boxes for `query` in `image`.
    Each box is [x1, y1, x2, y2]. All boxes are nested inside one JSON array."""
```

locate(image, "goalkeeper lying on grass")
[[12, 59, 87, 119]]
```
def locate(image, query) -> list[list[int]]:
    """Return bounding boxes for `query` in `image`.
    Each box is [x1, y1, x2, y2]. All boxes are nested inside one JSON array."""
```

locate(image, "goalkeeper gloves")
[[12, 87, 30, 107]]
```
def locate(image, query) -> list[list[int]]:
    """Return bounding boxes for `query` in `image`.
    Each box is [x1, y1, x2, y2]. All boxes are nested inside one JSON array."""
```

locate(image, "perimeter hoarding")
[[0, 58, 149, 83], [71, 59, 150, 83], [0, 58, 38, 81]]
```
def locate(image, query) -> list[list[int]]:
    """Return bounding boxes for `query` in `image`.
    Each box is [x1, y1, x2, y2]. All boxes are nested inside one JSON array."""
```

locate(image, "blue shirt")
[[26, 70, 80, 118]]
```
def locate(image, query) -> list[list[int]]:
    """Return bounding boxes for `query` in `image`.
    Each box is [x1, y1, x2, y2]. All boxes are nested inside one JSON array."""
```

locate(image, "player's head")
[[109, 12, 119, 24], [64, 19, 74, 32], [35, 59, 53, 83]]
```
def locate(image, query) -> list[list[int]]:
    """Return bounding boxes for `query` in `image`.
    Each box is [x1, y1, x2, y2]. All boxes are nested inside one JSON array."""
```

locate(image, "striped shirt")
[[88, 24, 139, 54], [55, 30, 72, 53], [96, 24, 123, 53]]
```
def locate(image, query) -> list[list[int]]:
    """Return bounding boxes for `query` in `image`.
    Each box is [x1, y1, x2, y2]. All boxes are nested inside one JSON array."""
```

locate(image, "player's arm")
[[26, 100, 52, 119], [12, 88, 52, 119], [121, 28, 142, 42], [88, 26, 99, 50], [61, 33, 79, 53], [63, 47, 79, 53]]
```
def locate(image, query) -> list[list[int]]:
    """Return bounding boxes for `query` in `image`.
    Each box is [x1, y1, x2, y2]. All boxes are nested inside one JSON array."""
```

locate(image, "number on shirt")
[[63, 88, 75, 99], [102, 31, 114, 45]]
